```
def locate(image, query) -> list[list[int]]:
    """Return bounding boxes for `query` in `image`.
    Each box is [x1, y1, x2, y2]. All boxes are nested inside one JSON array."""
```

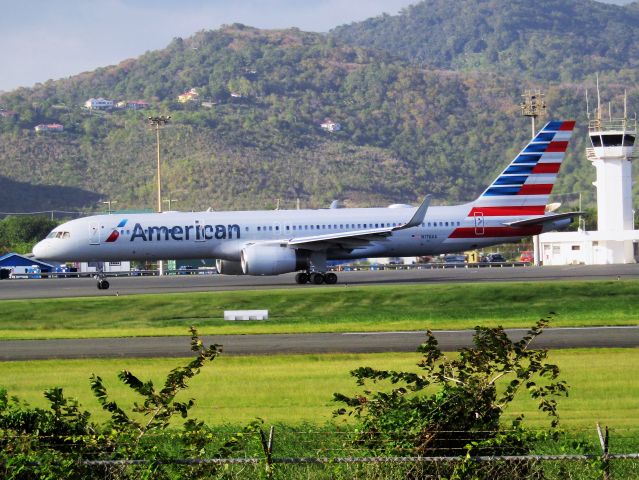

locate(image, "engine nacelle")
[[215, 259, 245, 275], [241, 244, 309, 276]]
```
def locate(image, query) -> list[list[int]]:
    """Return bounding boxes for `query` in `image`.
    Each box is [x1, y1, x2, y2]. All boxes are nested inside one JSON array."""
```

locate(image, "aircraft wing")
[[503, 211, 583, 228], [286, 195, 431, 250]]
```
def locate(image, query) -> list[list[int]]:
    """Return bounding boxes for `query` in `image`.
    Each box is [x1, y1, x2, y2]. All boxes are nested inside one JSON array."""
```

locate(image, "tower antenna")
[[586, 89, 590, 120], [596, 74, 602, 123], [624, 89, 628, 120]]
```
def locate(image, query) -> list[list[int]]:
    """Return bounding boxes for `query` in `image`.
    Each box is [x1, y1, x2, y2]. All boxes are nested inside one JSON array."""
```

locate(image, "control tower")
[[538, 87, 639, 265], [587, 115, 636, 232]]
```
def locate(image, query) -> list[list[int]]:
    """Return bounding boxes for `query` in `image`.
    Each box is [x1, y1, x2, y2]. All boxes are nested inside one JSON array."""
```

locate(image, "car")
[[519, 250, 533, 263], [444, 254, 466, 265], [486, 253, 506, 263]]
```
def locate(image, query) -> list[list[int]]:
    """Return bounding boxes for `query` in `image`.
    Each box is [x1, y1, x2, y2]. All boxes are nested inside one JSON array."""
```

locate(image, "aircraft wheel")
[[324, 272, 338, 285], [97, 279, 110, 290], [295, 272, 309, 284], [310, 272, 325, 285]]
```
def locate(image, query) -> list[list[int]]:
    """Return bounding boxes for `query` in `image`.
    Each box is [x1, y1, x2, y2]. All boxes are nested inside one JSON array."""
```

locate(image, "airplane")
[[33, 120, 579, 290]]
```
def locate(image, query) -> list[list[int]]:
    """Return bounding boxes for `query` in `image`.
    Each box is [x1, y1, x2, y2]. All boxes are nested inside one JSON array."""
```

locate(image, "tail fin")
[[471, 120, 575, 216]]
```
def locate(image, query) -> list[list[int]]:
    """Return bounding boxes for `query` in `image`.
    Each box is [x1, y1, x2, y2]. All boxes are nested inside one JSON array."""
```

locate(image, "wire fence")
[[4, 425, 639, 479], [7, 453, 639, 479]]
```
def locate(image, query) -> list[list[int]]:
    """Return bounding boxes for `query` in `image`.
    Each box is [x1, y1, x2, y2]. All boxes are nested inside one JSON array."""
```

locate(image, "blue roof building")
[[0, 253, 55, 272]]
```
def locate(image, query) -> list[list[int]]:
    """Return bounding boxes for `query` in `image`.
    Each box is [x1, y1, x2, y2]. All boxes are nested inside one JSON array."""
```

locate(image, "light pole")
[[148, 115, 171, 275], [520, 90, 546, 266], [148, 116, 171, 213], [163, 194, 178, 211], [102, 200, 117, 214]]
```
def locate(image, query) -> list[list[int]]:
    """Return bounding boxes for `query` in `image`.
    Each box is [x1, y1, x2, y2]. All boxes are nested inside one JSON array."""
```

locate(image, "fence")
[[4, 425, 639, 480]]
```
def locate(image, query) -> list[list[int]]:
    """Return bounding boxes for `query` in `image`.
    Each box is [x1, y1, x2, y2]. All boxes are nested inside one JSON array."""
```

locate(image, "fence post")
[[597, 422, 610, 480]]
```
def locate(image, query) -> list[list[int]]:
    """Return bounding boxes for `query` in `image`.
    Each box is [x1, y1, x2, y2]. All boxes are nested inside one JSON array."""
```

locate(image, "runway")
[[1, 263, 639, 300], [1, 326, 638, 361]]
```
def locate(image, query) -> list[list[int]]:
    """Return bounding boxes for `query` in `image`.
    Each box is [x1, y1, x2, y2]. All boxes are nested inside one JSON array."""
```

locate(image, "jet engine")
[[215, 259, 245, 275], [241, 244, 309, 275]]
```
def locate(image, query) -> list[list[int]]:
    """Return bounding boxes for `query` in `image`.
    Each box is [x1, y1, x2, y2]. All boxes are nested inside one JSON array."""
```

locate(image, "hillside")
[[332, 0, 639, 82], [0, 13, 637, 213]]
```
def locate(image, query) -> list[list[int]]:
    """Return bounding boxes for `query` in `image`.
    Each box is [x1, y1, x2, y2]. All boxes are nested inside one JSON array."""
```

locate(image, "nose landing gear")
[[97, 278, 110, 290]]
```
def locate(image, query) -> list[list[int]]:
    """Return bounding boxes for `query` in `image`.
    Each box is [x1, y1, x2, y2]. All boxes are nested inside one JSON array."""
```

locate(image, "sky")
[[0, 0, 417, 92], [0, 0, 633, 93]]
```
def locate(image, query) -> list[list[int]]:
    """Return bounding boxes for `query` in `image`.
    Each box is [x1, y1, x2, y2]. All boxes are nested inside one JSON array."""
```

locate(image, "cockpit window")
[[48, 231, 71, 239]]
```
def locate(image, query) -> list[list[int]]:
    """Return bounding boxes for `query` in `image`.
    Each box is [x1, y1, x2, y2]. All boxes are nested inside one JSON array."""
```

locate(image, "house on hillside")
[[320, 118, 341, 132], [85, 98, 114, 110], [116, 100, 149, 110], [0, 109, 17, 118], [34, 123, 64, 133], [178, 88, 199, 103]]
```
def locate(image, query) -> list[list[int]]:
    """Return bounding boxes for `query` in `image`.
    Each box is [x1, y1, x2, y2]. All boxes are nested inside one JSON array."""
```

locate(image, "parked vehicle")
[[485, 253, 506, 263], [444, 254, 466, 265], [519, 250, 534, 263]]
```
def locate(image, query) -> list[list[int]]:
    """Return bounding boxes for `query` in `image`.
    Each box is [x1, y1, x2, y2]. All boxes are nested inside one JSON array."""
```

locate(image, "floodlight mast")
[[520, 90, 547, 139], [148, 115, 171, 275], [520, 90, 547, 267], [148, 115, 171, 214]]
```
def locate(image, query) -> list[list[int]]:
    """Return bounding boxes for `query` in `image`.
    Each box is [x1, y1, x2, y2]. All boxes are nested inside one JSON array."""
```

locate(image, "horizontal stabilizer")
[[504, 211, 583, 228]]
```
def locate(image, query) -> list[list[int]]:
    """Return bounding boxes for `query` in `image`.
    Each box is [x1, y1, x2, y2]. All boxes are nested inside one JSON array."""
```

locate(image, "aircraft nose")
[[32, 240, 49, 259]]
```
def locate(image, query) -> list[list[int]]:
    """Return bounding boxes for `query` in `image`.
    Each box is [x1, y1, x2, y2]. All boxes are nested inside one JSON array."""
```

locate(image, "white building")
[[321, 119, 341, 132], [539, 110, 639, 265], [76, 261, 131, 274], [85, 98, 114, 110]]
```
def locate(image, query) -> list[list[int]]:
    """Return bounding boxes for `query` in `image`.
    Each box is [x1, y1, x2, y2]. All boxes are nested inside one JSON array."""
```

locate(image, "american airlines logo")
[[105, 219, 128, 243], [128, 222, 241, 242]]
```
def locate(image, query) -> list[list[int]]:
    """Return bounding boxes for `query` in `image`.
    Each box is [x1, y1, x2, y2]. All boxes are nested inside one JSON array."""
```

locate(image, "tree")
[[334, 317, 568, 478], [0, 215, 58, 253], [0, 327, 263, 479]]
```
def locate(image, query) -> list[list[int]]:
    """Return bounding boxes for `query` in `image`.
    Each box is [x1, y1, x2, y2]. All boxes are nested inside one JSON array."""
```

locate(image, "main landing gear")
[[295, 271, 338, 285], [96, 271, 110, 290]]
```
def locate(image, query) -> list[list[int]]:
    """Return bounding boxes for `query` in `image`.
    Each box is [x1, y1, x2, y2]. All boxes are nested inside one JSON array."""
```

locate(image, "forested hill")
[[332, 0, 639, 82], [0, 18, 635, 213]]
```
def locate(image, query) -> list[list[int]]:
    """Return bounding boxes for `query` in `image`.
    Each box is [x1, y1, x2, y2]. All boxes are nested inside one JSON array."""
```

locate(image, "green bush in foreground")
[[334, 316, 569, 479], [0, 327, 265, 479]]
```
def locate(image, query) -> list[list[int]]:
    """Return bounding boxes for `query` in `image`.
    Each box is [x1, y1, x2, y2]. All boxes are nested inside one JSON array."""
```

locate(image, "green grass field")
[[1, 349, 638, 431], [2, 280, 639, 339]]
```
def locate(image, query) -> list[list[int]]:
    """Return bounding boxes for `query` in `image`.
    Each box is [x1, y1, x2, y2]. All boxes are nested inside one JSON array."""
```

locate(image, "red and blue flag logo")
[[105, 219, 128, 243]]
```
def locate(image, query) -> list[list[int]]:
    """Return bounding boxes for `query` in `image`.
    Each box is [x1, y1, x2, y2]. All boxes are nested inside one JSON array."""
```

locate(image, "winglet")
[[394, 195, 431, 231]]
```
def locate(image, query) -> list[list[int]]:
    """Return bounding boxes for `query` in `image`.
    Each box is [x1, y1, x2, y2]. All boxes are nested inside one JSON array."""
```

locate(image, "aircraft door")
[[195, 221, 206, 242], [89, 222, 100, 245], [474, 212, 485, 236]]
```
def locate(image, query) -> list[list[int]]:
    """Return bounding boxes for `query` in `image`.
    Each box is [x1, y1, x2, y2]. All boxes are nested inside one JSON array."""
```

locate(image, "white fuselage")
[[32, 202, 546, 264]]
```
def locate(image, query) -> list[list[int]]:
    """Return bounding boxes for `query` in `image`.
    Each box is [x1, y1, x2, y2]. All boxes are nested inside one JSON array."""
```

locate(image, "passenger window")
[[258, 226, 261, 231], [275, 226, 279, 231], [269, 226, 273, 231], [445, 222, 449, 227], [340, 224, 343, 228]]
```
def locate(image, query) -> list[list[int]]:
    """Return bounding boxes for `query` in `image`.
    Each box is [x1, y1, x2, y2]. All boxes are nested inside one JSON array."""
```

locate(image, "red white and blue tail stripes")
[[448, 120, 575, 240], [476, 120, 574, 206]]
